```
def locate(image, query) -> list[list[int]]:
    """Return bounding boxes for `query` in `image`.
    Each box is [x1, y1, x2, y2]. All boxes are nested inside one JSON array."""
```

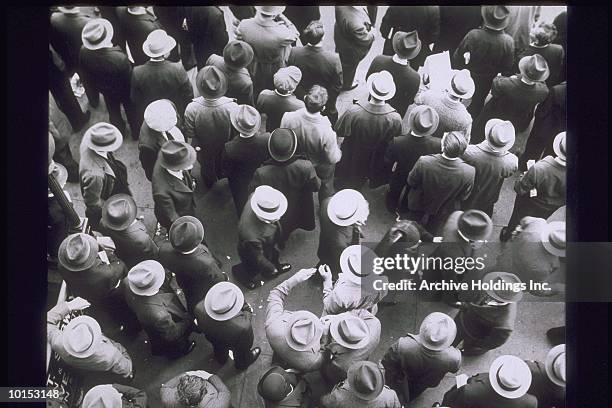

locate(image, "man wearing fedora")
[[115, 6, 162, 66], [442, 355, 537, 407], [380, 6, 440, 70], [501, 132, 566, 241], [384, 105, 441, 214], [47, 296, 134, 378], [79, 18, 140, 140], [257, 66, 305, 132], [236, 6, 299, 98], [236, 185, 292, 289], [153, 6, 192, 68], [265, 268, 327, 372], [138, 99, 186, 181], [281, 85, 342, 202], [413, 69, 475, 139], [525, 344, 565, 407], [471, 54, 550, 152], [160, 370, 231, 408], [184, 66, 238, 189], [82, 383, 148, 408], [382, 312, 461, 404], [222, 105, 270, 215], [454, 5, 515, 118], [100, 194, 159, 269], [406, 131, 475, 233], [124, 260, 196, 357], [131, 29, 193, 135], [453, 272, 523, 356], [158, 216, 226, 313], [367, 31, 422, 117], [320, 361, 401, 407], [194, 282, 261, 370], [288, 21, 343, 126], [515, 21, 564, 88], [258, 365, 311, 408], [321, 245, 389, 316], [183, 6, 229, 71], [57, 233, 140, 334], [463, 119, 519, 216], [79, 122, 132, 231], [322, 309, 381, 385], [334, 6, 375, 92], [250, 128, 321, 240], [151, 140, 197, 232], [335, 71, 403, 190], [206, 40, 255, 105], [318, 190, 369, 280]]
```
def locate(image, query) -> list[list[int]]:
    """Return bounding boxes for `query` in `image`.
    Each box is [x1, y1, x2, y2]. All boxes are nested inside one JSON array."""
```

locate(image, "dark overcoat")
[[79, 46, 132, 100], [50, 11, 91, 74], [184, 6, 229, 70], [115, 7, 162, 66], [100, 220, 159, 269], [366, 55, 421, 117], [151, 160, 196, 230]]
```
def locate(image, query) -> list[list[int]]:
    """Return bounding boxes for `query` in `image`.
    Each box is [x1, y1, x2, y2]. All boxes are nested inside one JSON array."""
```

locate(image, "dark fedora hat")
[[169, 216, 204, 252], [158, 140, 196, 171], [58, 233, 99, 272], [268, 128, 297, 162], [347, 361, 385, 401], [392, 30, 421, 60], [101, 194, 137, 231], [196, 66, 228, 99], [223, 40, 254, 69], [481, 6, 511, 31], [456, 210, 493, 241], [258, 367, 293, 402], [406, 105, 440, 137], [519, 54, 550, 82]]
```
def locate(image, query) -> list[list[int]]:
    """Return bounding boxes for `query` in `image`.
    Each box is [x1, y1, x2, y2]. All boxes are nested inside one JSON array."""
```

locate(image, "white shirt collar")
[[392, 54, 408, 65], [442, 153, 459, 161], [94, 150, 108, 159], [166, 168, 184, 180]]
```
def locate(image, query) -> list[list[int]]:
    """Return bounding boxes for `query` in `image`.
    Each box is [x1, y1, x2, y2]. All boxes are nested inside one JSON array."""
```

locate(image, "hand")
[[318, 264, 332, 281], [320, 315, 333, 330], [96, 236, 116, 251], [67, 297, 91, 312], [295, 268, 317, 282], [242, 302, 254, 313]]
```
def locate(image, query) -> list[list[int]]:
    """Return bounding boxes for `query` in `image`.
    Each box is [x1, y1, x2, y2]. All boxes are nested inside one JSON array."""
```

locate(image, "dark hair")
[[302, 20, 325, 45], [304, 85, 328, 113], [442, 131, 468, 158], [177, 375, 207, 407], [530, 21, 558, 46]]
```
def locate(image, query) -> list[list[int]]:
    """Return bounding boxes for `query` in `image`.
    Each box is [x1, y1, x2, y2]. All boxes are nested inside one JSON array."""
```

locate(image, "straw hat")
[[327, 189, 369, 227], [418, 312, 457, 351], [204, 282, 244, 321], [62, 315, 102, 358], [330, 313, 371, 350], [553, 132, 566, 161], [250, 185, 288, 222], [127, 260, 166, 296], [540, 221, 566, 258], [489, 355, 532, 399], [284, 310, 323, 351], [545, 344, 566, 387], [367, 71, 396, 101]]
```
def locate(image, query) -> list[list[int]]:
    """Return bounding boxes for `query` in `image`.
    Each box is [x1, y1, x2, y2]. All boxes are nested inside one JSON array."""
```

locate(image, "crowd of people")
[[47, 5, 567, 407]]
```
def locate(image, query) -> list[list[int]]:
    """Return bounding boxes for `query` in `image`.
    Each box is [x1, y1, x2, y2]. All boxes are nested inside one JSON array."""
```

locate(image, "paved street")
[[51, 6, 565, 407]]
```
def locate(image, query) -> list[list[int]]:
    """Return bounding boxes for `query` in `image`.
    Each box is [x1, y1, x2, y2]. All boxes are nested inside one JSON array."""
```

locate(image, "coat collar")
[[83, 148, 115, 177], [355, 99, 396, 115], [192, 96, 236, 108], [161, 168, 193, 193]]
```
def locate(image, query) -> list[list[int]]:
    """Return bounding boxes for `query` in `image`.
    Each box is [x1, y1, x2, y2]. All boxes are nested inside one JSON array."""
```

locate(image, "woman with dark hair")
[[515, 21, 565, 87]]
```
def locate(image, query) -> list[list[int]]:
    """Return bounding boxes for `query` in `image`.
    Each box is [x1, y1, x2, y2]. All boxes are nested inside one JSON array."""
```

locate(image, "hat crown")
[[521, 54, 550, 81], [274, 66, 302, 93], [338, 317, 367, 343], [197, 66, 227, 97], [82, 20, 107, 44], [210, 288, 237, 314], [290, 318, 316, 345], [170, 221, 200, 250], [354, 365, 377, 394], [498, 361, 526, 390], [235, 105, 260, 131], [458, 210, 492, 240], [65, 234, 90, 262], [451, 70, 474, 95], [421, 314, 453, 345], [89, 123, 120, 148], [129, 268, 155, 289], [146, 30, 171, 54], [67, 323, 95, 352], [145, 100, 177, 131], [493, 5, 510, 20], [548, 229, 566, 249], [413, 107, 436, 132], [82, 384, 122, 408], [489, 121, 515, 147], [485, 272, 523, 302], [392, 30, 420, 58], [224, 41, 254, 68], [254, 186, 283, 212], [107, 198, 129, 221], [370, 71, 395, 97], [161, 141, 189, 165], [269, 128, 297, 161], [260, 372, 289, 401], [334, 199, 359, 220]]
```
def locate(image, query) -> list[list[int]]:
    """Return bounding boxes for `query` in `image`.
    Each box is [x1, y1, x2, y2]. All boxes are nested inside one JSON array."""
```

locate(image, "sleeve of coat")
[[208, 375, 232, 407], [176, 68, 195, 117], [138, 146, 157, 181], [406, 158, 423, 188], [514, 165, 537, 196], [305, 164, 322, 192], [47, 302, 71, 350], [500, 37, 515, 76], [265, 273, 304, 326], [430, 7, 441, 44], [346, 17, 374, 46], [153, 191, 180, 228], [153, 311, 190, 344], [129, 71, 141, 106], [323, 129, 342, 164], [379, 7, 395, 39], [183, 102, 198, 141], [81, 171, 105, 214], [453, 31, 472, 68], [460, 167, 475, 201]]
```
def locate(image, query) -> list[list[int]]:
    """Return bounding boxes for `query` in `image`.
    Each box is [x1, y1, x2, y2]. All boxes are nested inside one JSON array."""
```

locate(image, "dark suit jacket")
[[317, 197, 359, 277], [257, 91, 305, 133], [123, 280, 193, 353], [528, 82, 566, 157], [380, 6, 440, 50], [79, 46, 133, 99], [516, 44, 564, 88], [101, 220, 159, 269], [98, 7, 126, 52], [434, 6, 482, 56], [194, 300, 254, 349], [151, 160, 196, 230], [184, 6, 229, 69], [334, 6, 375, 64], [158, 242, 226, 312], [116, 7, 162, 66], [288, 46, 343, 114], [50, 11, 91, 74], [237, 199, 281, 276], [525, 360, 565, 408], [367, 55, 421, 117], [454, 28, 515, 77], [130, 60, 194, 122], [443, 373, 538, 408]]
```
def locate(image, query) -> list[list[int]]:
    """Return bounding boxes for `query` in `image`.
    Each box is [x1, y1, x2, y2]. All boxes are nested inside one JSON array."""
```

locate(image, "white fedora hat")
[[250, 185, 288, 222], [144, 99, 178, 132], [330, 313, 371, 350], [142, 29, 177, 59], [418, 312, 457, 351], [339, 245, 378, 284], [127, 260, 166, 296], [327, 189, 369, 227], [545, 344, 566, 387], [366, 70, 396, 101], [81, 19, 114, 51], [204, 282, 244, 321], [284, 310, 323, 351], [62, 315, 102, 358], [540, 221, 566, 258], [552, 132, 566, 161], [489, 355, 532, 399]]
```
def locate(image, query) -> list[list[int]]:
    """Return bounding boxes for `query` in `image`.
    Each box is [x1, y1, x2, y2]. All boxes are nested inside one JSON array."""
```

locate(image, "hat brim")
[[169, 216, 204, 251], [158, 143, 197, 171], [489, 356, 532, 399], [82, 20, 114, 51], [407, 108, 440, 137], [483, 272, 524, 303], [101, 194, 137, 231], [327, 196, 368, 227], [418, 330, 456, 352], [284, 311, 323, 351], [204, 282, 244, 321], [484, 119, 515, 152], [268, 132, 297, 162], [540, 221, 566, 257], [58, 7, 80, 14], [518, 57, 550, 82], [250, 192, 288, 222], [231, 110, 261, 137], [448, 70, 475, 99], [83, 129, 123, 152], [58, 234, 99, 272], [453, 211, 493, 242], [366, 74, 396, 101], [62, 315, 102, 358], [347, 362, 384, 401], [127, 260, 166, 296], [545, 344, 566, 387], [143, 36, 177, 58], [481, 9, 510, 31], [339, 245, 374, 284], [329, 315, 371, 350], [552, 133, 566, 161]]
